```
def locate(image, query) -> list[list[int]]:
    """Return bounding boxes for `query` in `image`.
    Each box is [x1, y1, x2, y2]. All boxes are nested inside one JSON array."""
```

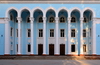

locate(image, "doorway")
[[38, 44, 43, 55], [49, 44, 54, 55], [60, 44, 65, 55]]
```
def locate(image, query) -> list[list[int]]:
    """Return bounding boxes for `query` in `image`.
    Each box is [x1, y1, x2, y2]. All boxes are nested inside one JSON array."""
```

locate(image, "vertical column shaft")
[[80, 18, 84, 55], [17, 17, 21, 55], [68, 17, 71, 55], [43, 17, 46, 55], [4, 18, 10, 55], [92, 18, 96, 55], [30, 17, 34, 55], [55, 17, 59, 55]]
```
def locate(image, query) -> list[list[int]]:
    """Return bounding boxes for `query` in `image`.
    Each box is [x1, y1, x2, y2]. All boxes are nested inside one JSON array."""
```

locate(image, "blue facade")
[[0, 3, 100, 55]]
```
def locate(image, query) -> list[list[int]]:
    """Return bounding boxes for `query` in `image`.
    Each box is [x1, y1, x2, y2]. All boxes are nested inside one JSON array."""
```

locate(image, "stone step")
[[0, 56, 86, 60]]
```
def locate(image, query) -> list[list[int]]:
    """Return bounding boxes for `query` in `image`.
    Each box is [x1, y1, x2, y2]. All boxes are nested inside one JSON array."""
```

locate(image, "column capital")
[[17, 17, 22, 22], [92, 18, 97, 22], [43, 17, 46, 21], [80, 17, 84, 22], [55, 17, 59, 24], [43, 17, 46, 24], [30, 17, 34, 21], [68, 17, 71, 24], [4, 17, 10, 23]]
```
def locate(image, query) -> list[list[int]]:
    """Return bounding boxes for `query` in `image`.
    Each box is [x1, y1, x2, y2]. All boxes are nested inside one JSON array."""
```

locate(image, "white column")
[[68, 17, 71, 55], [30, 17, 34, 55], [43, 17, 46, 55], [92, 18, 96, 55], [80, 18, 84, 55], [17, 17, 22, 55], [4, 17, 10, 55], [55, 17, 59, 55]]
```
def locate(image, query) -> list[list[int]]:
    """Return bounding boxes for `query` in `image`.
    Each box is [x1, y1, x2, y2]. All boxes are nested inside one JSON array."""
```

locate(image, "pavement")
[[0, 60, 100, 65]]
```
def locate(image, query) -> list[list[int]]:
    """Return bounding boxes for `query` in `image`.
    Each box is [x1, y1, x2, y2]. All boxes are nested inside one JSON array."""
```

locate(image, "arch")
[[70, 7, 82, 17], [57, 7, 69, 17], [31, 7, 44, 17], [18, 7, 31, 17], [5, 7, 18, 17], [82, 7, 96, 17], [45, 7, 57, 17]]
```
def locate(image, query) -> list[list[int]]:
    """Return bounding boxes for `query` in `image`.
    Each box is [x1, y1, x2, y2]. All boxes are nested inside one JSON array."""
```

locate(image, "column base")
[[17, 54, 22, 55], [4, 54, 10, 55], [80, 54, 85, 56], [92, 54, 97, 56]]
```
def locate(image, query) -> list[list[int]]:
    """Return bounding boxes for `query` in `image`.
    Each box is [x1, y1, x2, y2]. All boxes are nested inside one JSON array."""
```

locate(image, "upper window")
[[90, 14, 92, 21], [27, 29, 31, 37], [39, 17, 43, 23], [90, 28, 91, 37], [16, 29, 18, 37], [60, 29, 65, 37], [11, 27, 13, 37], [71, 29, 75, 37], [50, 29, 54, 37], [60, 17, 65, 23], [71, 17, 76, 23], [83, 17, 87, 23], [10, 14, 13, 21], [39, 29, 43, 37], [83, 29, 86, 37], [49, 17, 54, 23], [27, 17, 30, 23]]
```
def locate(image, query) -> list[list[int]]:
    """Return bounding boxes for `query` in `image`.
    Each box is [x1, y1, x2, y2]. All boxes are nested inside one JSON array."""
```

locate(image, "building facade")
[[0, 0, 100, 55]]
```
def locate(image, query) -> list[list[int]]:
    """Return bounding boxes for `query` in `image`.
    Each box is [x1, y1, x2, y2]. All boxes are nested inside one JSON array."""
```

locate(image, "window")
[[49, 17, 54, 23], [83, 44, 86, 52], [60, 29, 64, 37], [39, 29, 43, 37], [71, 44, 75, 52], [39, 17, 43, 23], [60, 17, 65, 23], [27, 29, 31, 37], [16, 44, 18, 52], [11, 42, 13, 50], [16, 29, 18, 37], [27, 17, 30, 23], [90, 28, 91, 37], [28, 44, 31, 52], [71, 17, 76, 23], [83, 29, 86, 37], [16, 19, 18, 23], [10, 14, 13, 21], [71, 29, 75, 37], [50, 29, 54, 37], [11, 27, 13, 36], [90, 15, 92, 21], [83, 17, 87, 23]]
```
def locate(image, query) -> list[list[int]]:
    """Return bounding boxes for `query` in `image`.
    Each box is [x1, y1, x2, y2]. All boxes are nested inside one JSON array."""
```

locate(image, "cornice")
[[0, 1, 100, 4]]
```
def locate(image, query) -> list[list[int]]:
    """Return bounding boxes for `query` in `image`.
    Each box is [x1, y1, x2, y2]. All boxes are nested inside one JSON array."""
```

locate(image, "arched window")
[[71, 17, 76, 23], [10, 14, 13, 21], [90, 14, 92, 21], [60, 17, 65, 23], [49, 17, 54, 23], [83, 15, 88, 23], [27, 17, 30, 23], [39, 17, 43, 23]]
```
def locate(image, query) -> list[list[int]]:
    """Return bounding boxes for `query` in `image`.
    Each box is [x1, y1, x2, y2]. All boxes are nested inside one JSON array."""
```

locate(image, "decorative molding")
[[17, 17, 22, 23], [1, 1, 100, 4]]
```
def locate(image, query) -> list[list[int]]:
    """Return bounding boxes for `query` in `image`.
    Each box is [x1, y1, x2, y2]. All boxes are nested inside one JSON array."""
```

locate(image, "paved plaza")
[[0, 60, 100, 65]]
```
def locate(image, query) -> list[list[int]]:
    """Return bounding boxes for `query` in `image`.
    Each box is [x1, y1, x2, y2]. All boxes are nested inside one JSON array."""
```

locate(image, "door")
[[38, 44, 43, 55], [49, 44, 54, 55], [60, 44, 65, 55]]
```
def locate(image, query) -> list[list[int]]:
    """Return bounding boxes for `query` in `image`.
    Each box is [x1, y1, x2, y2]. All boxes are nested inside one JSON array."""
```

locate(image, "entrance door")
[[60, 44, 65, 55], [49, 44, 54, 55], [38, 44, 43, 55]]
